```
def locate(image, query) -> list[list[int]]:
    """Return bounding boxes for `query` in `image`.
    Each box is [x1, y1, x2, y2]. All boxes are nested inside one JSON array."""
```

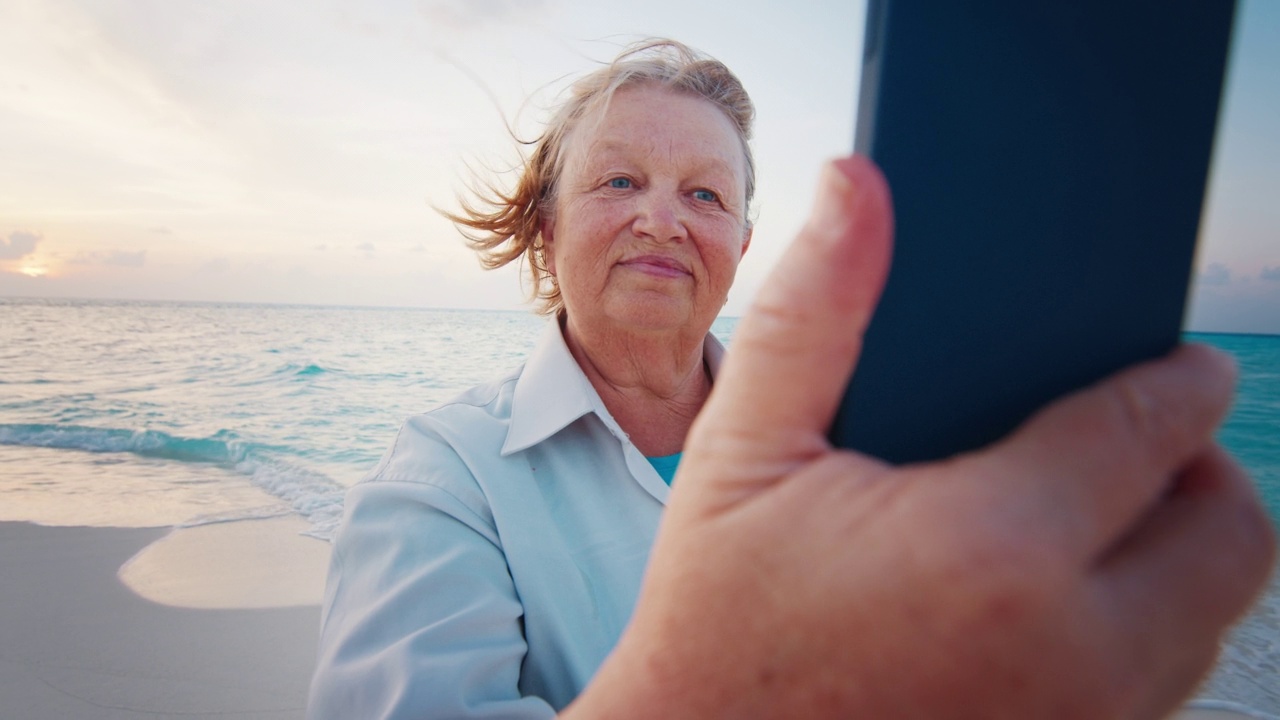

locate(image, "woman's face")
[[543, 84, 752, 337]]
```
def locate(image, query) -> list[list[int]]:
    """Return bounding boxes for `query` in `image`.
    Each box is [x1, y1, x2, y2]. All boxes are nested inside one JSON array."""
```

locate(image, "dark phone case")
[[829, 0, 1237, 463]]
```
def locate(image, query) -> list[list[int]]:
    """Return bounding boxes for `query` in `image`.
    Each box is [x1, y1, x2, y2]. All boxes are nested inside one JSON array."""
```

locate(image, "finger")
[[1093, 445, 1276, 719], [688, 156, 893, 480], [980, 343, 1239, 560]]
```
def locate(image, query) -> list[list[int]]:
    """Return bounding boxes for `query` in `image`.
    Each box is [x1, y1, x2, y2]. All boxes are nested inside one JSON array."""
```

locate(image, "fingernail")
[[1202, 344, 1239, 383], [1179, 343, 1239, 401], [811, 160, 857, 237]]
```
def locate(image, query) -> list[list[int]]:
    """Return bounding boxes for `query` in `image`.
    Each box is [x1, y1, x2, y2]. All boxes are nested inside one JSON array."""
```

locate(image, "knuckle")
[[735, 298, 859, 368], [1112, 376, 1160, 441], [743, 292, 811, 339], [1108, 375, 1180, 460]]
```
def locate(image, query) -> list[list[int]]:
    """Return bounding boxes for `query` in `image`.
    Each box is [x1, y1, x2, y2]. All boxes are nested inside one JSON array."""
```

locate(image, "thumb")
[[686, 156, 893, 487]]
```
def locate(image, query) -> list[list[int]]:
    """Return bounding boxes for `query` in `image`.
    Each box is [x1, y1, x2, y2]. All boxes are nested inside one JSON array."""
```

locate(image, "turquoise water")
[[0, 297, 1276, 711], [1187, 332, 1280, 523], [0, 298, 548, 534], [1182, 332, 1280, 712]]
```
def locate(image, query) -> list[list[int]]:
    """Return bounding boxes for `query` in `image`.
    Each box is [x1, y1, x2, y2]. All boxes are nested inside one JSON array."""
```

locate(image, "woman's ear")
[[541, 220, 556, 275]]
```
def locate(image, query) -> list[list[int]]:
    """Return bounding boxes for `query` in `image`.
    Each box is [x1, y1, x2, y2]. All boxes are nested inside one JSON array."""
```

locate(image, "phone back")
[[830, 0, 1237, 463]]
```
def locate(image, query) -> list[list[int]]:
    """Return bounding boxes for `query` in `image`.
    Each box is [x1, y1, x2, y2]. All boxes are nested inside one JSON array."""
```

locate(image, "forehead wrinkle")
[[560, 89, 750, 206], [583, 137, 743, 184]]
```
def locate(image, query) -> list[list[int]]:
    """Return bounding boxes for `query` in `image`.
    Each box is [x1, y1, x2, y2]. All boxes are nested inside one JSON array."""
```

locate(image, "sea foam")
[[0, 422, 346, 538]]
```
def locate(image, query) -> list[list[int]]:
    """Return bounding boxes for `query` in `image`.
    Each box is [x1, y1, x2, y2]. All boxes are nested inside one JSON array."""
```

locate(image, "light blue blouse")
[[307, 320, 724, 719]]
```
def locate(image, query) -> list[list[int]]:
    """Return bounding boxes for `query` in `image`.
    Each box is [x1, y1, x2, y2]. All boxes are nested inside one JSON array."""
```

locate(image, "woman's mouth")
[[619, 255, 690, 279]]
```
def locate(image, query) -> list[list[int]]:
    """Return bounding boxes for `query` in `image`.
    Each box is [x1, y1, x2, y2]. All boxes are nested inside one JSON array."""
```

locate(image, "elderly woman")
[[309, 38, 1273, 720], [309, 40, 755, 717]]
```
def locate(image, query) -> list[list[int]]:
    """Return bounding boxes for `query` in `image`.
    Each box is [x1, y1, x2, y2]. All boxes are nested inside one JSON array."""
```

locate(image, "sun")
[[19, 264, 48, 278]]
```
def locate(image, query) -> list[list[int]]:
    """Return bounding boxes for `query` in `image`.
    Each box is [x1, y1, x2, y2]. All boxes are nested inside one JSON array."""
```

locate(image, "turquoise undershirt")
[[646, 452, 682, 486]]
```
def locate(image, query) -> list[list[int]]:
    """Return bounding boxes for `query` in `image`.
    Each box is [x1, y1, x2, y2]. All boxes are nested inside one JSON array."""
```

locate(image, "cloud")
[[1187, 279, 1280, 335], [356, 242, 376, 252], [201, 257, 229, 273], [0, 270, 50, 293], [104, 250, 147, 267], [1262, 266, 1280, 282], [1198, 262, 1231, 286], [0, 231, 40, 259], [410, 243, 426, 252], [69, 249, 147, 267]]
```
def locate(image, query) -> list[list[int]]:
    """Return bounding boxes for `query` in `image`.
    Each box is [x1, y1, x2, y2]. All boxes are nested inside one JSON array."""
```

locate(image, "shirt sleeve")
[[307, 423, 556, 720]]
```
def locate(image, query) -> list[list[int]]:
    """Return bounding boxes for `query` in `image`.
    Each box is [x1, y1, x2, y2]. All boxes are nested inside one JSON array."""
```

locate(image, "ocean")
[[1, 297, 1276, 712]]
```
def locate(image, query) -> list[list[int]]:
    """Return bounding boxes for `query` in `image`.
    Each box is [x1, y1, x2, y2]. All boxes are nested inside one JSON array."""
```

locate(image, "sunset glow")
[[0, 0, 1276, 332]]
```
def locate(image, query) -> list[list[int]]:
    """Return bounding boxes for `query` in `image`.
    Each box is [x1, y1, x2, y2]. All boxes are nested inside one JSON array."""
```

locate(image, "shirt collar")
[[501, 319, 727, 457]]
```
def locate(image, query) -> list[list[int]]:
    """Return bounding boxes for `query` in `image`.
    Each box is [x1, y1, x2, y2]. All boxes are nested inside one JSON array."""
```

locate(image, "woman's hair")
[[444, 38, 757, 316]]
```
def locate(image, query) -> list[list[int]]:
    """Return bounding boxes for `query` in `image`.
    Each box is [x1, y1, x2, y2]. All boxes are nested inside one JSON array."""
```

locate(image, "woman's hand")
[[568, 156, 1276, 719]]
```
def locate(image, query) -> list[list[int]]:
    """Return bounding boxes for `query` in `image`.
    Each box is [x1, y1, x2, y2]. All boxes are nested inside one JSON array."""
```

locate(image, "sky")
[[0, 0, 1276, 332]]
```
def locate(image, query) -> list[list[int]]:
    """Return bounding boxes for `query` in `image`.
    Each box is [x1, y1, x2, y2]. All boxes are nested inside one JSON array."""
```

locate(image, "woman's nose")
[[632, 190, 687, 244]]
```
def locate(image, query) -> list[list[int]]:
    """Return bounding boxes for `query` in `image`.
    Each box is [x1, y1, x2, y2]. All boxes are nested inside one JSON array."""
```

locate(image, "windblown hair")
[[443, 38, 757, 316]]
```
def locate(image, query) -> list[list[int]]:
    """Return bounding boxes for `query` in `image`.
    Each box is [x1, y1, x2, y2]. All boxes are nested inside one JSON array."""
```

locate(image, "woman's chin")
[[604, 295, 702, 335]]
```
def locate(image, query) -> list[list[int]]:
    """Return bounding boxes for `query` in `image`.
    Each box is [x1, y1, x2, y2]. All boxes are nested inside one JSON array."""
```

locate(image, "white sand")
[[118, 515, 331, 609]]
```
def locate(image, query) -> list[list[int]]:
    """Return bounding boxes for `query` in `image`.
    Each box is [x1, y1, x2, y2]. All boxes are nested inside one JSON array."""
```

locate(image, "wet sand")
[[0, 521, 320, 720]]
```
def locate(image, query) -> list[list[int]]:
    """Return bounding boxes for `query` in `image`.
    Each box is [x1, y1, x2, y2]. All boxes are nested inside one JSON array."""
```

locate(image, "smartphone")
[[829, 0, 1238, 463]]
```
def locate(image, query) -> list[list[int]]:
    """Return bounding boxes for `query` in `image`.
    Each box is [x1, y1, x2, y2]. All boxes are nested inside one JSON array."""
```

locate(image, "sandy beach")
[[0, 521, 322, 720], [1, 518, 1271, 719]]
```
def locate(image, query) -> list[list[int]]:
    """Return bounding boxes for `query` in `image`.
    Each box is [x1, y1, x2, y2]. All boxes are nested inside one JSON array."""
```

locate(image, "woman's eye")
[[607, 177, 632, 189], [693, 189, 719, 203]]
